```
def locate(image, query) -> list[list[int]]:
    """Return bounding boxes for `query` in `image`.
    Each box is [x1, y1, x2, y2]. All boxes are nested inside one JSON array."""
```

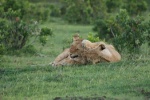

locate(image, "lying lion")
[[50, 34, 121, 66], [70, 40, 112, 64], [50, 48, 82, 66], [50, 34, 86, 66], [81, 39, 121, 62], [69, 34, 121, 64]]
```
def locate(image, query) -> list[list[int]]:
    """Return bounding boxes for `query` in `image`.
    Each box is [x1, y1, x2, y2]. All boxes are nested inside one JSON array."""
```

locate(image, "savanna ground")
[[0, 18, 150, 100]]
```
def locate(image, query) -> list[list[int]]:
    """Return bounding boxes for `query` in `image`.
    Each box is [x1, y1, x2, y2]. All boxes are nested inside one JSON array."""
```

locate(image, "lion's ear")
[[73, 33, 80, 41], [99, 44, 105, 50]]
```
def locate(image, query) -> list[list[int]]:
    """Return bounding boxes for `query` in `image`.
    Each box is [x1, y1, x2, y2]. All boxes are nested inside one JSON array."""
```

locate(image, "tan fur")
[[70, 39, 121, 64], [82, 39, 104, 49], [53, 48, 70, 63], [50, 48, 70, 66], [50, 34, 85, 67], [50, 34, 121, 66], [101, 44, 121, 62], [50, 48, 85, 66], [82, 40, 121, 62], [70, 43, 108, 64]]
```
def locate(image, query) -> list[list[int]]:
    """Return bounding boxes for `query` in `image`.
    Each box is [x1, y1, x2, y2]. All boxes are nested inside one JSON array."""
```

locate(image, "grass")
[[0, 21, 150, 100]]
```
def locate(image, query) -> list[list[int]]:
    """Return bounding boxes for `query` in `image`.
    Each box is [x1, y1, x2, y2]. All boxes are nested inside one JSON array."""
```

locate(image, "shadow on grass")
[[53, 96, 118, 100], [0, 65, 53, 76]]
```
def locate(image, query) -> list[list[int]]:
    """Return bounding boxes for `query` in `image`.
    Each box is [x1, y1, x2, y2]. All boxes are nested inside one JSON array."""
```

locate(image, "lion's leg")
[[50, 48, 70, 66], [103, 45, 121, 62], [53, 56, 77, 66], [100, 46, 121, 62]]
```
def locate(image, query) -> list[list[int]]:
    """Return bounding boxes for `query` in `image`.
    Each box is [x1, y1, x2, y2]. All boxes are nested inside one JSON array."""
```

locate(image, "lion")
[[70, 37, 121, 64], [70, 40, 109, 64], [81, 39, 121, 62], [50, 34, 121, 66], [50, 34, 86, 66]]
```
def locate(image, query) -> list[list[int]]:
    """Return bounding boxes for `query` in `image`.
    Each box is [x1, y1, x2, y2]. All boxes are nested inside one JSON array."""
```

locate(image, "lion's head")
[[70, 36, 121, 63], [70, 34, 83, 59], [70, 40, 112, 63]]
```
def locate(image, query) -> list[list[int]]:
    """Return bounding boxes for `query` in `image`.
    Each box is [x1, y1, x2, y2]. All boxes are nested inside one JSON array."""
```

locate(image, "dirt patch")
[[141, 89, 150, 100], [53, 96, 118, 100]]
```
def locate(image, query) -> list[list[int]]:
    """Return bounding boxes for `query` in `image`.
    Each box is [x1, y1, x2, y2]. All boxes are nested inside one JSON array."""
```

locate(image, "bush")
[[106, 0, 122, 13], [0, 0, 53, 55], [61, 0, 106, 24], [2, 0, 29, 19], [93, 9, 150, 54], [27, 3, 50, 22], [22, 45, 37, 54], [2, 0, 51, 22], [87, 33, 100, 42], [39, 27, 53, 46], [0, 8, 53, 54], [50, 4, 61, 17], [0, 9, 38, 50], [0, 44, 5, 55], [123, 0, 148, 16], [93, 19, 110, 40]]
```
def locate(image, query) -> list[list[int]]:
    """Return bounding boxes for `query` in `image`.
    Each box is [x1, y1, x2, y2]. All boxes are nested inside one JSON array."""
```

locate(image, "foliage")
[[22, 45, 37, 54], [59, 0, 149, 24], [147, 21, 150, 46], [27, 3, 50, 22], [106, 0, 122, 13], [0, 44, 5, 55], [61, 0, 106, 24], [50, 4, 61, 17], [1, 0, 51, 22], [93, 9, 150, 53], [2, 0, 29, 19], [0, 9, 37, 51], [93, 19, 109, 39], [105, 0, 148, 15], [2, 0, 149, 24], [39, 27, 53, 46], [87, 33, 100, 42], [123, 0, 148, 16], [62, 0, 91, 24], [0, 9, 53, 54]]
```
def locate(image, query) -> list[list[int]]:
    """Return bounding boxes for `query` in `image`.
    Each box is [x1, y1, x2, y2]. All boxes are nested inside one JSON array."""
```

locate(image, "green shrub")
[[0, 44, 5, 55], [93, 9, 150, 54], [40, 27, 53, 36], [22, 45, 37, 54], [123, 0, 148, 16], [0, 8, 53, 54], [106, 0, 122, 13], [50, 4, 61, 17], [0, 0, 53, 55], [2, 0, 29, 19], [39, 27, 53, 46], [87, 33, 100, 42], [2, 0, 51, 22], [27, 4, 50, 22], [61, 0, 106, 24], [64, 2, 91, 24], [0, 9, 38, 50], [93, 19, 110, 39]]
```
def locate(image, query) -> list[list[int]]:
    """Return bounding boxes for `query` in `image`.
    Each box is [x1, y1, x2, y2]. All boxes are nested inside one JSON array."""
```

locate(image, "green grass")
[[0, 21, 150, 100]]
